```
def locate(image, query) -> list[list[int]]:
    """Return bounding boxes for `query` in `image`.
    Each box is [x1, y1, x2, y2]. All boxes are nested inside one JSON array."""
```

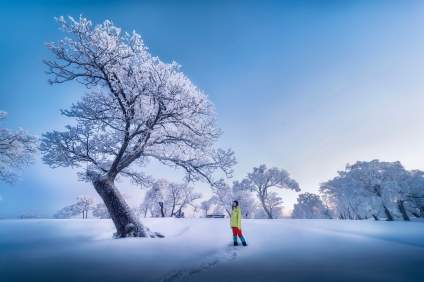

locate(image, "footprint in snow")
[[160, 244, 240, 282]]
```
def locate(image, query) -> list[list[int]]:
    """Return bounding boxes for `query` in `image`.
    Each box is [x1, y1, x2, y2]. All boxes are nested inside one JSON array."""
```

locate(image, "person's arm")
[[237, 208, 241, 228]]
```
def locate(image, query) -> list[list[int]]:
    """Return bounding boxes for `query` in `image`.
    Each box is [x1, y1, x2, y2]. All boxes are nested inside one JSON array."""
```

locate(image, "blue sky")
[[1, 0, 424, 217]]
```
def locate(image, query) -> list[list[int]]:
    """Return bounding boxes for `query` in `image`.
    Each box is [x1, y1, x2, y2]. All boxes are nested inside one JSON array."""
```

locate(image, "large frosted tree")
[[41, 17, 235, 238], [239, 165, 300, 219], [0, 111, 37, 183], [320, 160, 424, 221]]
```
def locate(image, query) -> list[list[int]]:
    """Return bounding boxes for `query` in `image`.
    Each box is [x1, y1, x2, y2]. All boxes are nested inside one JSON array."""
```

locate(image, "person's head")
[[232, 200, 239, 208]]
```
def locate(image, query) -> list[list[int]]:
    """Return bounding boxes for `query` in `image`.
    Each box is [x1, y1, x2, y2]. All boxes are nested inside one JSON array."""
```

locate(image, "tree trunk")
[[397, 200, 410, 221], [411, 211, 420, 218], [158, 202, 165, 217], [93, 176, 163, 238], [383, 204, 394, 221], [372, 214, 379, 221], [420, 207, 424, 218], [258, 193, 273, 219], [261, 199, 273, 219]]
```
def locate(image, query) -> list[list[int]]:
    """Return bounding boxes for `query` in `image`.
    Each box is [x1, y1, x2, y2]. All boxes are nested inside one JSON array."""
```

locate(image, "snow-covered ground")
[[1, 219, 423, 282]]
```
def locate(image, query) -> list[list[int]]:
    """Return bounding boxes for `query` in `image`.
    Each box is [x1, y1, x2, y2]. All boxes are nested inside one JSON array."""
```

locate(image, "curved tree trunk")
[[383, 204, 394, 221], [420, 207, 424, 218], [397, 200, 410, 221], [261, 199, 273, 219], [93, 176, 163, 238], [158, 202, 165, 217]]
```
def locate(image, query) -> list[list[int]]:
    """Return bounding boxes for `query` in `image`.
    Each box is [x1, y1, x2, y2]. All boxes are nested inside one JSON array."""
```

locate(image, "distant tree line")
[[52, 160, 424, 222]]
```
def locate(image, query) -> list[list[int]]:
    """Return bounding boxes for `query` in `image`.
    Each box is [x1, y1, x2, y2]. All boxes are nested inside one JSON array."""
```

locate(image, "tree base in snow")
[[113, 223, 164, 238], [93, 176, 165, 239]]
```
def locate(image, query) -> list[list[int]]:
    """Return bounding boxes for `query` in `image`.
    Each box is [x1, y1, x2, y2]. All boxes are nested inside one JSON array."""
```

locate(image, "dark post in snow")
[[41, 16, 235, 238]]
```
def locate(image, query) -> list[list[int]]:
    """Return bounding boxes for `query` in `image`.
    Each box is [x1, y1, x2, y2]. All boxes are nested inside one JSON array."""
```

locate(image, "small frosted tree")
[[210, 179, 233, 216], [141, 179, 200, 217], [54, 196, 94, 219], [92, 203, 111, 219], [41, 17, 235, 237], [76, 195, 94, 219], [139, 185, 162, 217], [239, 165, 300, 219], [0, 111, 37, 183], [232, 181, 257, 218], [210, 179, 258, 218], [200, 198, 215, 217], [292, 192, 328, 219], [54, 205, 77, 219]]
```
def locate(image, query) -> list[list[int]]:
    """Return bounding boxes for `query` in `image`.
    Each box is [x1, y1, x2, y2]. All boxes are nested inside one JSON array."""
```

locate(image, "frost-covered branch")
[[0, 111, 37, 183], [41, 16, 235, 237]]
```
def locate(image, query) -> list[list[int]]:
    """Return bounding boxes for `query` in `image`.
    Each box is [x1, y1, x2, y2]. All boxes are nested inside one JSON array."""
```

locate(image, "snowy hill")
[[0, 219, 423, 282]]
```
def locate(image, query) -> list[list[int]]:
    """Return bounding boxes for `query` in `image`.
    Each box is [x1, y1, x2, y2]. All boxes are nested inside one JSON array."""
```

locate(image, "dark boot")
[[233, 236, 238, 246], [240, 236, 247, 246]]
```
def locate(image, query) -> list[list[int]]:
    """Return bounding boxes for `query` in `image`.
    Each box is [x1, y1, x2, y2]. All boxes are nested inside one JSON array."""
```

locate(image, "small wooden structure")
[[206, 214, 225, 218]]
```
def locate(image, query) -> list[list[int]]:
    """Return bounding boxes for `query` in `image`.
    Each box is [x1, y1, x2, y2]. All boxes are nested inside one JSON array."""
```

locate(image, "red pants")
[[232, 227, 243, 237]]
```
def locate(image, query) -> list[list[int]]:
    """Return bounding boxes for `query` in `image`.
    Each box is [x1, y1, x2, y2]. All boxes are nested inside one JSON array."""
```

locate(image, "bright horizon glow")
[[1, 0, 424, 217]]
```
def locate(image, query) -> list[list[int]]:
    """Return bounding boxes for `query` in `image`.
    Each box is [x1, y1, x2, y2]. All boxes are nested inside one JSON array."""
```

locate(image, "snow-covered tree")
[[54, 205, 77, 219], [191, 203, 202, 218], [404, 170, 424, 218], [76, 195, 94, 218], [166, 181, 201, 217], [54, 196, 94, 219], [141, 179, 201, 217], [232, 181, 257, 218], [253, 209, 265, 219], [238, 165, 300, 219], [200, 198, 215, 217], [92, 203, 110, 219], [210, 179, 233, 216], [210, 179, 257, 218], [0, 111, 37, 183], [321, 160, 424, 221], [292, 192, 328, 219], [139, 184, 162, 217], [41, 17, 235, 237]]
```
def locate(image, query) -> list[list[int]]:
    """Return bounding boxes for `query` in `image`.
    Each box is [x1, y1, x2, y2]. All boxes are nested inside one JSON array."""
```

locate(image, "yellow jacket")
[[230, 206, 241, 228]]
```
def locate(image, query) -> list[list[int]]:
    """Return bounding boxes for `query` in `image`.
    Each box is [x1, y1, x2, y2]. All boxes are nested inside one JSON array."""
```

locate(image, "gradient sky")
[[1, 0, 424, 217]]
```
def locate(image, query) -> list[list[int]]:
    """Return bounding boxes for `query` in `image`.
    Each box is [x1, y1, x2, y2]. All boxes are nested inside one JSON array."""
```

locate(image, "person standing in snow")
[[230, 200, 247, 246]]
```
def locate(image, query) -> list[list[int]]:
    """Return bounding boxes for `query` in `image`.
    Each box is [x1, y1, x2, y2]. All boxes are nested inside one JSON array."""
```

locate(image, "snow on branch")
[[41, 16, 236, 184], [0, 111, 37, 183]]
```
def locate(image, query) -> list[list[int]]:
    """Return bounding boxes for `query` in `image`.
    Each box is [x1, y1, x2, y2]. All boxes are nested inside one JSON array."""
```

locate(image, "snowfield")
[[1, 219, 423, 282]]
